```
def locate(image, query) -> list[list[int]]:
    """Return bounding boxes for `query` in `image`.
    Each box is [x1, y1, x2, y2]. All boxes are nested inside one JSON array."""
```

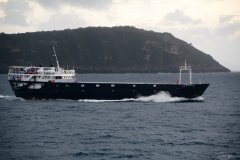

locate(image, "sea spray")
[[0, 93, 203, 102], [136, 91, 186, 102], [78, 99, 135, 103], [77, 92, 203, 103], [0, 94, 25, 101]]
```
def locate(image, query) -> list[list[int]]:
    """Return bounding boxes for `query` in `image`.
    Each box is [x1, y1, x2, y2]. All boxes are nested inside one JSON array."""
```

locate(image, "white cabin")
[[8, 66, 76, 83], [8, 46, 76, 83]]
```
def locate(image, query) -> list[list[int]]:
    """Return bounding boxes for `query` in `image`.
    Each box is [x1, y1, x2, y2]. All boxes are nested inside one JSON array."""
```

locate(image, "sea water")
[[0, 73, 239, 159]]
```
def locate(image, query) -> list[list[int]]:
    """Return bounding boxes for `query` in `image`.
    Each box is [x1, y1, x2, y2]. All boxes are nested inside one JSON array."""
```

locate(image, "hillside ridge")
[[0, 26, 230, 73]]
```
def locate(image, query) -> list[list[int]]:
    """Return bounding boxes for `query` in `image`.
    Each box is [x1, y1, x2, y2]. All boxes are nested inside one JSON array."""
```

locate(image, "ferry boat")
[[8, 47, 209, 100]]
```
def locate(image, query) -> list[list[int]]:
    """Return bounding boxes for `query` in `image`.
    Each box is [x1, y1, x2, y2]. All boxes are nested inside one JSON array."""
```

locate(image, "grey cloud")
[[36, 0, 113, 10], [164, 9, 201, 24], [38, 14, 86, 31], [217, 14, 240, 37], [1, 0, 29, 26], [219, 15, 235, 24], [215, 22, 240, 37]]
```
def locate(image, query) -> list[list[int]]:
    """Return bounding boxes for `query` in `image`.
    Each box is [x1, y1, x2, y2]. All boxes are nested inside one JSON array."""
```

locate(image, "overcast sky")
[[0, 0, 239, 71]]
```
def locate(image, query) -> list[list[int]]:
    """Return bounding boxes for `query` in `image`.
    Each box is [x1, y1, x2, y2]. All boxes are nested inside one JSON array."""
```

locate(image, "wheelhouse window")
[[56, 76, 62, 79]]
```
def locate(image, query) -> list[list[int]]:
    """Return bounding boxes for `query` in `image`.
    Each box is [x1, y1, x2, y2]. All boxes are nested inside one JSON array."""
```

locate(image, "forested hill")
[[0, 26, 230, 73]]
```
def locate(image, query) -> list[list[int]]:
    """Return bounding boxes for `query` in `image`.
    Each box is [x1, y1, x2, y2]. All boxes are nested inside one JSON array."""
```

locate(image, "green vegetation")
[[0, 26, 230, 73]]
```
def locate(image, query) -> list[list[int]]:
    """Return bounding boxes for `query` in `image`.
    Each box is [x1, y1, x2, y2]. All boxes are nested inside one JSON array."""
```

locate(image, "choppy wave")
[[217, 154, 240, 160], [0, 94, 24, 101], [78, 92, 204, 103]]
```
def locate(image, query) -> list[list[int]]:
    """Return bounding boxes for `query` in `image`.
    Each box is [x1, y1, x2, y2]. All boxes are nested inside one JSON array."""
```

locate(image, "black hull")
[[9, 80, 209, 100]]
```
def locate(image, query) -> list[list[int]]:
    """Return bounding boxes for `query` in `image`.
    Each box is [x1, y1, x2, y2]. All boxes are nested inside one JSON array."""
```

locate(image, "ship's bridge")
[[8, 66, 76, 83]]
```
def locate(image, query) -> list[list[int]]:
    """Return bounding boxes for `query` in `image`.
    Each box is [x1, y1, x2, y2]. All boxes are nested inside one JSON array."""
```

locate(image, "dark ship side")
[[8, 47, 209, 100]]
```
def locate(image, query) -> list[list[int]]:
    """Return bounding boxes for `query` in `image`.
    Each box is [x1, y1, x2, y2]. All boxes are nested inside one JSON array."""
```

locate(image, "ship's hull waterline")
[[9, 80, 209, 100]]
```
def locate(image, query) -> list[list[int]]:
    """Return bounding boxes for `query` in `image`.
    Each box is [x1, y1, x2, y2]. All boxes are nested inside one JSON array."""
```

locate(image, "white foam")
[[0, 94, 25, 101], [191, 96, 204, 101], [136, 91, 187, 102], [78, 98, 135, 103], [0, 93, 203, 103], [77, 92, 204, 103]]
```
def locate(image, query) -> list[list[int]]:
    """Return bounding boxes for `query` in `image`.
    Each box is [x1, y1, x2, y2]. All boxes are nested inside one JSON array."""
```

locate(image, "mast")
[[179, 60, 192, 84], [52, 46, 60, 72]]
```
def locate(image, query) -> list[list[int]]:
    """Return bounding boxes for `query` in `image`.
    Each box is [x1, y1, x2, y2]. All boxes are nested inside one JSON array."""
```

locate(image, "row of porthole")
[[79, 84, 158, 87], [58, 84, 158, 88], [81, 89, 116, 92], [80, 84, 114, 87], [80, 90, 158, 93]]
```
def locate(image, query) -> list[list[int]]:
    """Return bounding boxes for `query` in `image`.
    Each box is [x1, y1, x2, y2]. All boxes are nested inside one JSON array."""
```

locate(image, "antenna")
[[52, 46, 60, 72]]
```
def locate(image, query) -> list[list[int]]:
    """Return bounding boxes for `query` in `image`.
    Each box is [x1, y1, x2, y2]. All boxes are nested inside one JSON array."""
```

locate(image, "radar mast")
[[52, 46, 60, 72]]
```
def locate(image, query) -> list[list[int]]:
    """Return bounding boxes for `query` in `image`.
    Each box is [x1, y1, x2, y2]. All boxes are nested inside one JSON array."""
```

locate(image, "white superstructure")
[[8, 66, 76, 83], [8, 47, 76, 83]]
